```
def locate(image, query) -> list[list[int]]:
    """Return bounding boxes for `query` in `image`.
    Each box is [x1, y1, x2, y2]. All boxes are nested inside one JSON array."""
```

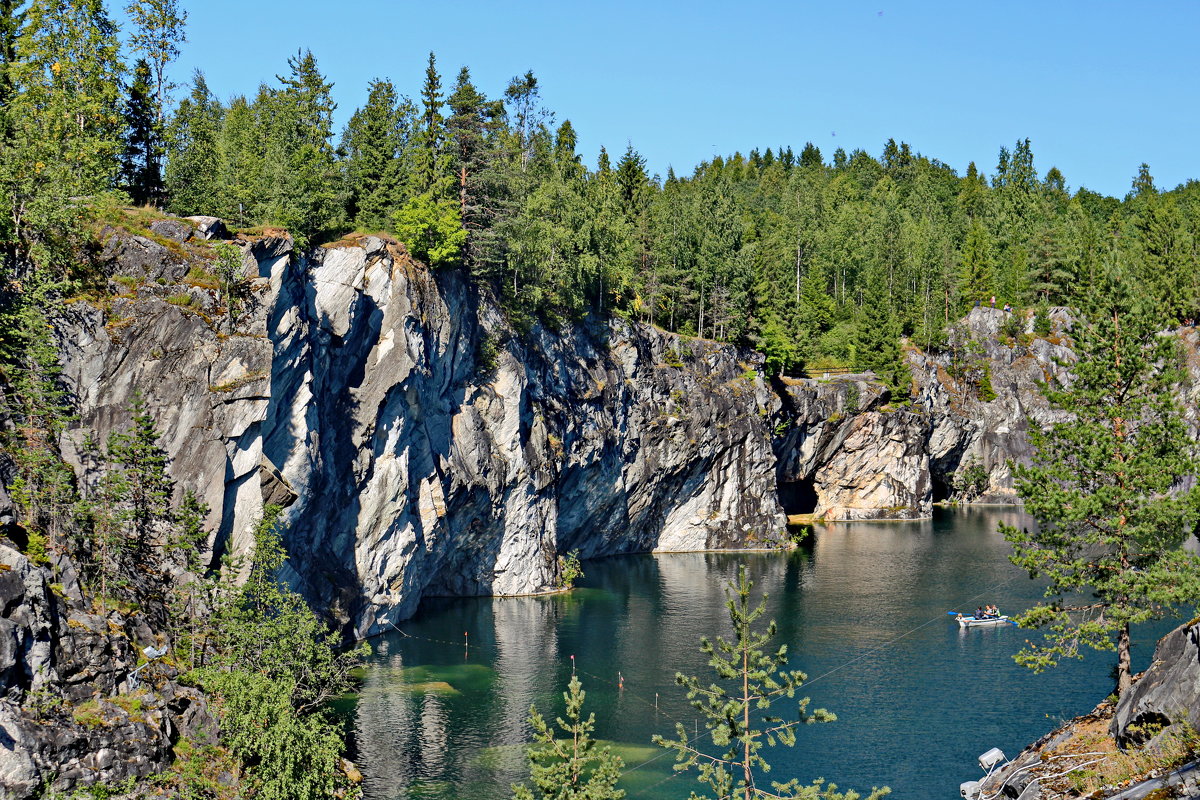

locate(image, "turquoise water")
[[344, 507, 1175, 799]]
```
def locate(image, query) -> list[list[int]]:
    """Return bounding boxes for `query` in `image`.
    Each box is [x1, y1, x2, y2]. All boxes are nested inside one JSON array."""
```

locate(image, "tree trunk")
[[1117, 622, 1132, 696]]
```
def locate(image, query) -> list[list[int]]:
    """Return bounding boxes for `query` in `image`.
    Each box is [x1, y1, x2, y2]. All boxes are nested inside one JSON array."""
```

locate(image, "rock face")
[[908, 306, 1075, 502], [47, 223, 1153, 636], [773, 378, 932, 520], [55, 232, 787, 637], [0, 543, 215, 799], [1112, 620, 1200, 747]]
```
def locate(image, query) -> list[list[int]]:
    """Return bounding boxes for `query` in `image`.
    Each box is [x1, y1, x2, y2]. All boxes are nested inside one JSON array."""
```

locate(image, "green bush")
[[557, 549, 583, 589]]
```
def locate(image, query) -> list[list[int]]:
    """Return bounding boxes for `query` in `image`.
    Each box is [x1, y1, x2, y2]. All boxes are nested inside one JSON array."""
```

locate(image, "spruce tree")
[[217, 93, 266, 224], [106, 390, 173, 555], [1001, 262, 1200, 696], [265, 49, 338, 239], [125, 0, 187, 127], [341, 78, 412, 230], [120, 58, 164, 205], [956, 220, 994, 310], [655, 565, 887, 800], [412, 51, 446, 195]]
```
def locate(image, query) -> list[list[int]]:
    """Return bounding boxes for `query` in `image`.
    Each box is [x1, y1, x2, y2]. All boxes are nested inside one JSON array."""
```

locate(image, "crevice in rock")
[[778, 478, 818, 515]]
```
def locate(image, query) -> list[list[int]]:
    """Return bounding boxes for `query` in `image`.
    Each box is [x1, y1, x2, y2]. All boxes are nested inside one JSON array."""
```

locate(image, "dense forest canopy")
[[3, 0, 1200, 383]]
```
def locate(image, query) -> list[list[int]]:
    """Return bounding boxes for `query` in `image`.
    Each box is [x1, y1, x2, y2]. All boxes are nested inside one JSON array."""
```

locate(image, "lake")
[[341, 507, 1173, 799]]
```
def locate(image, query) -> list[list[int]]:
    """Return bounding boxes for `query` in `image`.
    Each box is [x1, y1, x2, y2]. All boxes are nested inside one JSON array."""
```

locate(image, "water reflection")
[[348, 508, 1174, 799]]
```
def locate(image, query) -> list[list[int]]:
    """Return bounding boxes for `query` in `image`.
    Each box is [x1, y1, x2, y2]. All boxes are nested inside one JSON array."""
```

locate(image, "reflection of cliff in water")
[[350, 508, 1172, 800]]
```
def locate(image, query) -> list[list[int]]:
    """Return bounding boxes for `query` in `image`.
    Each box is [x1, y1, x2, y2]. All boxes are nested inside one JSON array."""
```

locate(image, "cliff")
[[54, 226, 787, 638], [30, 216, 1148, 640]]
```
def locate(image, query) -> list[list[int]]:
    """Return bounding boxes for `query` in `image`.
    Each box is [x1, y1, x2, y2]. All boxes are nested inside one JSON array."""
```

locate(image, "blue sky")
[[150, 1, 1197, 197]]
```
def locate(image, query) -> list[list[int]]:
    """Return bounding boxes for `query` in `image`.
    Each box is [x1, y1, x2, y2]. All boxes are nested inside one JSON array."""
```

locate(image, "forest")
[[5, 1, 1200, 389]]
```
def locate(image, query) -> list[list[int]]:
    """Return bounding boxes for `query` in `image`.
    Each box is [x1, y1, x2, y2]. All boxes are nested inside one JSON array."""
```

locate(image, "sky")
[[143, 0, 1198, 198]]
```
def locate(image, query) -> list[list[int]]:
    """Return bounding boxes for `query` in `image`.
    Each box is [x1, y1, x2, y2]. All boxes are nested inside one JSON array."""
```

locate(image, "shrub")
[[557, 549, 583, 589]]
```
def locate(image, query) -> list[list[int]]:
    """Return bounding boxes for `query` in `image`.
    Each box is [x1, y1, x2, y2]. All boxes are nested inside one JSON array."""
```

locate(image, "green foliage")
[[393, 191, 466, 267], [198, 669, 344, 800], [999, 308, 1024, 341], [952, 459, 989, 502], [1033, 303, 1053, 336], [511, 675, 624, 800], [196, 506, 368, 798], [557, 549, 583, 590], [1001, 262, 1200, 695], [165, 71, 221, 215], [210, 242, 244, 324], [119, 58, 164, 205], [475, 331, 500, 379], [654, 565, 888, 800], [340, 78, 413, 230]]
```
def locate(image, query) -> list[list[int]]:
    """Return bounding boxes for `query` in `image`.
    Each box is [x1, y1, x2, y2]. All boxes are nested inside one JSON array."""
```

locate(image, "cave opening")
[[931, 474, 952, 504], [778, 478, 818, 515]]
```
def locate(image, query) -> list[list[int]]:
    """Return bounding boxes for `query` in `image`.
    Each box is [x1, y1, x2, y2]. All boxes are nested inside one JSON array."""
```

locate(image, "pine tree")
[[1000, 262, 1200, 696], [655, 566, 888, 800], [511, 676, 625, 800], [447, 66, 506, 268]]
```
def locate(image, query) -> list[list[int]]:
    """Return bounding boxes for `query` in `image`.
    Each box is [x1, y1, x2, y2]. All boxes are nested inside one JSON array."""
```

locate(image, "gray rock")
[[1113, 621, 1200, 747], [148, 219, 192, 243], [95, 228, 189, 282], [184, 216, 229, 240], [55, 242, 787, 638]]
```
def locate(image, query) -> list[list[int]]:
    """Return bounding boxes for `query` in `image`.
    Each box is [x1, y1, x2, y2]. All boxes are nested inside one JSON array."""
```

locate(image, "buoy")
[[570, 654, 576, 675]]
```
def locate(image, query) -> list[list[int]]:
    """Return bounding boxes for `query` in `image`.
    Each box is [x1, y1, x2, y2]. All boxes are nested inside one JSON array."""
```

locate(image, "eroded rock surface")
[[55, 232, 787, 637], [1113, 620, 1200, 747]]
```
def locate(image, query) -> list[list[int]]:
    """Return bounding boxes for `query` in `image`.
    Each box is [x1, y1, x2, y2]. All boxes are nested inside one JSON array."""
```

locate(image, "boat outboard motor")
[[959, 780, 982, 799]]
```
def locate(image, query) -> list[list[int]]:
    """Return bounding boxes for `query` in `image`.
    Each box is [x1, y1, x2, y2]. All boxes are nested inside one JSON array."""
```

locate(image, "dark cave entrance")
[[778, 478, 818, 515], [931, 474, 952, 504]]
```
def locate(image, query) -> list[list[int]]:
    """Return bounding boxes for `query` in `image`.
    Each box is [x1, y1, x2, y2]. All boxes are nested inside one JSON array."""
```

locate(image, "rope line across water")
[[375, 571, 1024, 798]]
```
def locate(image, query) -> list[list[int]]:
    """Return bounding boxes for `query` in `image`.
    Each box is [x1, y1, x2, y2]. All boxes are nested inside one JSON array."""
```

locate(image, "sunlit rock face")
[[53, 224, 1184, 635], [772, 378, 932, 521], [55, 232, 786, 637]]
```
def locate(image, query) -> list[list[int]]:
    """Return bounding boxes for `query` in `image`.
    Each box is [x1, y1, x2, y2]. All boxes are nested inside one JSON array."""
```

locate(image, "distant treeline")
[[3, 0, 1199, 381]]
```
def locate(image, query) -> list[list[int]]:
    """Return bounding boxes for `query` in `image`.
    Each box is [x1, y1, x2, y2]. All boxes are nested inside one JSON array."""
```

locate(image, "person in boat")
[[975, 607, 985, 619]]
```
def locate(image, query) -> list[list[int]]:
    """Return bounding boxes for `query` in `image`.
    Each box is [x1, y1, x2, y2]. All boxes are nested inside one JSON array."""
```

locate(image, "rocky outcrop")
[[1112, 620, 1200, 747], [49, 218, 1182, 635], [54, 230, 787, 637], [0, 543, 216, 799], [773, 378, 931, 520], [909, 306, 1075, 502]]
